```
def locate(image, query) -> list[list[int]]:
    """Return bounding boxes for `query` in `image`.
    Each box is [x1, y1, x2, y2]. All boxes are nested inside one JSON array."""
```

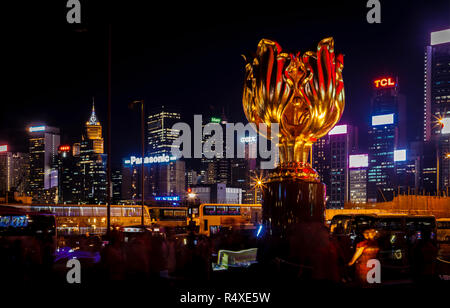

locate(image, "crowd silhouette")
[[0, 222, 443, 288]]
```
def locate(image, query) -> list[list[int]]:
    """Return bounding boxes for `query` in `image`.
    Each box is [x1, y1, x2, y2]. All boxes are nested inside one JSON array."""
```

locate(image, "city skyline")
[[2, 1, 450, 293], [1, 1, 449, 166]]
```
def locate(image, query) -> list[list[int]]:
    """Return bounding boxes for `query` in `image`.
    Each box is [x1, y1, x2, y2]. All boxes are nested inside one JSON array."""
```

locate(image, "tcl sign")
[[374, 77, 396, 88]]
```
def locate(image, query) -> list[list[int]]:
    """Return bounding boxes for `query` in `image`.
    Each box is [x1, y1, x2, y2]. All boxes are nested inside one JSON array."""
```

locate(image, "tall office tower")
[[206, 162, 216, 184], [146, 105, 185, 197], [77, 138, 107, 204], [423, 28, 450, 141], [201, 115, 229, 185], [10, 152, 29, 197], [72, 143, 81, 156], [28, 125, 60, 203], [157, 160, 186, 196], [421, 141, 438, 193], [312, 137, 330, 184], [85, 101, 104, 154], [367, 76, 407, 202], [120, 164, 135, 201], [57, 145, 80, 204], [121, 154, 185, 201], [147, 105, 181, 155], [407, 141, 423, 193], [216, 159, 230, 184], [0, 146, 30, 200], [235, 132, 259, 204], [393, 149, 418, 194], [423, 29, 450, 192], [112, 168, 123, 203], [327, 124, 357, 208], [199, 170, 207, 184], [438, 134, 450, 191], [186, 169, 199, 186], [0, 145, 12, 197], [349, 154, 369, 204], [72, 104, 108, 204]]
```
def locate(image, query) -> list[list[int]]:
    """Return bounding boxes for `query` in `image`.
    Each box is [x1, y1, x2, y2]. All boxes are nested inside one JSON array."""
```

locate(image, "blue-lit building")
[[367, 77, 407, 202], [121, 154, 185, 202]]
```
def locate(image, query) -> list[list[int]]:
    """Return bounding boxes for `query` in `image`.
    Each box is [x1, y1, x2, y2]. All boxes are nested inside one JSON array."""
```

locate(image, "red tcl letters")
[[374, 77, 395, 88]]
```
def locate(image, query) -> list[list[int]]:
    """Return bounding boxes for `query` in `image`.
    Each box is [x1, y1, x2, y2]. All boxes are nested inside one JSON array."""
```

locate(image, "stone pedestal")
[[258, 179, 326, 264]]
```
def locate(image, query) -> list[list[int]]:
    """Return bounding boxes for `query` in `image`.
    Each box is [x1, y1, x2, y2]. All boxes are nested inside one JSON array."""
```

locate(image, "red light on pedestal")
[[374, 77, 396, 88]]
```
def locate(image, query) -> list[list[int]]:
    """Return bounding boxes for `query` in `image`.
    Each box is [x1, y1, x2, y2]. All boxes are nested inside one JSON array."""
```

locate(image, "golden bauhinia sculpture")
[[243, 37, 345, 180]]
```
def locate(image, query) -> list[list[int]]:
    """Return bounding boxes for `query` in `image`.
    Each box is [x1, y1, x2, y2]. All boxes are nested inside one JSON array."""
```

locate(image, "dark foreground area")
[[1, 227, 450, 293]]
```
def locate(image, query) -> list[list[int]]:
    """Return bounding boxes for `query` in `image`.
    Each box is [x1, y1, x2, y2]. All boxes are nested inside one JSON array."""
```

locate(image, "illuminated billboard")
[[431, 29, 450, 46], [374, 77, 396, 88], [372, 114, 394, 126], [394, 149, 406, 162], [328, 124, 348, 135], [441, 118, 450, 135], [154, 196, 180, 202], [349, 154, 369, 168], [124, 154, 177, 165], [29, 125, 46, 132], [0, 145, 7, 153]]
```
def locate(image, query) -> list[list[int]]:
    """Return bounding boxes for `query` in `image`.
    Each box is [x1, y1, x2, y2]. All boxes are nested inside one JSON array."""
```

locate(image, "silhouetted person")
[[101, 230, 126, 281], [411, 229, 438, 284], [289, 222, 340, 284], [348, 228, 379, 286]]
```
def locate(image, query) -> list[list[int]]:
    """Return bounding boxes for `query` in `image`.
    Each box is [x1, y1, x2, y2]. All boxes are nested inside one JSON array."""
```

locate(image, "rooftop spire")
[[88, 97, 99, 125]]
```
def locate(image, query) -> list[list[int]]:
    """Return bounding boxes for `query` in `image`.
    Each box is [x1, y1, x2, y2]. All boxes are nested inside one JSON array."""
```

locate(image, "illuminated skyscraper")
[[349, 154, 369, 204], [147, 105, 181, 156], [120, 155, 185, 200], [312, 125, 357, 208], [0, 146, 29, 200], [367, 76, 407, 202], [423, 29, 450, 191], [328, 124, 357, 208], [28, 125, 60, 203], [57, 145, 80, 204], [70, 102, 107, 204], [112, 168, 123, 203], [0, 145, 12, 197], [423, 28, 450, 142], [85, 101, 104, 154], [312, 137, 330, 184], [145, 106, 185, 197], [77, 138, 107, 204]]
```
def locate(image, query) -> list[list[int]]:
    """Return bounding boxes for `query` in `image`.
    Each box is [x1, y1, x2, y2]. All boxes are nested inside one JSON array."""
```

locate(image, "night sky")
[[1, 1, 449, 167]]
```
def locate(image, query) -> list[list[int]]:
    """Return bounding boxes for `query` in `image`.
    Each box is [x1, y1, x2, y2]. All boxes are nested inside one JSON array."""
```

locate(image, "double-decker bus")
[[437, 218, 450, 243], [193, 204, 262, 236], [147, 206, 188, 233], [5, 204, 152, 235], [0, 205, 57, 267]]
